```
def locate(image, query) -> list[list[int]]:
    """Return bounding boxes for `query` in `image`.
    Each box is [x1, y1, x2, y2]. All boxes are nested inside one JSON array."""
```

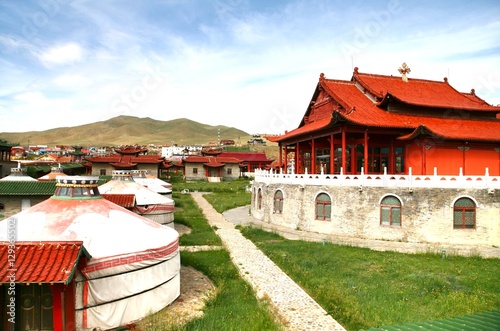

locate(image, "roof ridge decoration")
[[398, 62, 411, 82]]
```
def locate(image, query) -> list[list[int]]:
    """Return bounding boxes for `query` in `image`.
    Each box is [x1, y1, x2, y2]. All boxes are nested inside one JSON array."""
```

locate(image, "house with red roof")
[[218, 151, 274, 173], [85, 145, 167, 177], [183, 156, 241, 181], [252, 66, 500, 249]]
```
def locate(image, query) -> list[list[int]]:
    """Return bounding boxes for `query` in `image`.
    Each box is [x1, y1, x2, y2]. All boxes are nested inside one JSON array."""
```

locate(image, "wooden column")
[[295, 142, 299, 174], [329, 134, 334, 174], [341, 127, 347, 173], [364, 130, 369, 173], [284, 145, 288, 173], [311, 138, 315, 174], [278, 143, 283, 169]]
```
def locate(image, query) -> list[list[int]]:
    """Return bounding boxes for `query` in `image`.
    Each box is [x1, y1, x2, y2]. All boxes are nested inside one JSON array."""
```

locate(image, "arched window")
[[257, 188, 263, 210], [380, 195, 401, 226], [453, 197, 476, 229], [273, 190, 284, 214], [315, 193, 331, 221]]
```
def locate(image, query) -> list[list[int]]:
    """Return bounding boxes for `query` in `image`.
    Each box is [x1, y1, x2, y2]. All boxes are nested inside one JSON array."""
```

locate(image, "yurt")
[[0, 165, 37, 181], [99, 170, 175, 227], [37, 164, 68, 181], [0, 176, 180, 330], [130, 169, 173, 197]]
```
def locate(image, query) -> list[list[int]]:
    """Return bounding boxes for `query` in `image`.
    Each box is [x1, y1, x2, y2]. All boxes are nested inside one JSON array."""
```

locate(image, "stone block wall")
[[251, 182, 500, 247]]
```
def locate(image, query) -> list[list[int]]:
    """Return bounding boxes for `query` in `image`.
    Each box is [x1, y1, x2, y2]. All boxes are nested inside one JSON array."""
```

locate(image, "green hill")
[[0, 116, 251, 147]]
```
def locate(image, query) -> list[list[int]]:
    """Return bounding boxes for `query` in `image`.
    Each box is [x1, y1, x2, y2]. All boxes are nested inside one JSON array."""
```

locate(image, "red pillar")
[[295, 142, 299, 174], [284, 145, 288, 173], [364, 130, 369, 173], [341, 127, 347, 173], [278, 143, 283, 169], [311, 138, 315, 174], [51, 284, 64, 331], [329, 134, 334, 174]]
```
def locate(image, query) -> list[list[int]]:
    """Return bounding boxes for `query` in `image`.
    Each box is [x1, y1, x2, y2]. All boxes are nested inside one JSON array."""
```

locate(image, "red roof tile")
[[184, 156, 241, 164], [270, 70, 500, 143], [0, 241, 89, 284], [218, 152, 273, 162], [101, 194, 136, 208]]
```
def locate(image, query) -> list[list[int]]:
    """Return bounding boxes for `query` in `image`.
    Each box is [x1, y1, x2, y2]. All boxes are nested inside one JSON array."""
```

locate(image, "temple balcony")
[[253, 167, 500, 191]]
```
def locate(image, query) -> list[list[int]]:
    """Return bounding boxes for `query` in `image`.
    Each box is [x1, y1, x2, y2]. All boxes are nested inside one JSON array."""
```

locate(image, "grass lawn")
[[239, 226, 500, 331]]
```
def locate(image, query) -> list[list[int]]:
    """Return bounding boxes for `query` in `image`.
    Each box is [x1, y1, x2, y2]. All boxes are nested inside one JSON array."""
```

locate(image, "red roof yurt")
[[99, 170, 175, 227], [0, 176, 180, 330]]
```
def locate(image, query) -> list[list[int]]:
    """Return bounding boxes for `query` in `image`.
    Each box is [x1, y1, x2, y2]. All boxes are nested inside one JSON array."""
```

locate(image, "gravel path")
[[191, 193, 346, 331]]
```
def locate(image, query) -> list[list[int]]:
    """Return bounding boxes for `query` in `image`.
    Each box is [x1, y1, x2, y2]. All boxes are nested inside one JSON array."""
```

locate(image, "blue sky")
[[0, 0, 499, 136]]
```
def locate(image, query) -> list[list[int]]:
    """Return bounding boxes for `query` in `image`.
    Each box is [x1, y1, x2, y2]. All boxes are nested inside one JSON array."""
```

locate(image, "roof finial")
[[398, 62, 411, 82]]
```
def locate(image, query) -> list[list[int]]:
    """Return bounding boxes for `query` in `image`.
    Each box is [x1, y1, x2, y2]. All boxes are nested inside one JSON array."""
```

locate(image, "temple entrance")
[[16, 284, 53, 331]]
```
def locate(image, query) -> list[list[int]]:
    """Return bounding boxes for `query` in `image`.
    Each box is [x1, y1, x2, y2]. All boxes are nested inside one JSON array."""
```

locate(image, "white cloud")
[[38, 42, 84, 66]]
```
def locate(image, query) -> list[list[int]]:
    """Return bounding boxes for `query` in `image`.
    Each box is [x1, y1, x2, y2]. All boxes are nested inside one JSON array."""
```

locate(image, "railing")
[[254, 167, 500, 190]]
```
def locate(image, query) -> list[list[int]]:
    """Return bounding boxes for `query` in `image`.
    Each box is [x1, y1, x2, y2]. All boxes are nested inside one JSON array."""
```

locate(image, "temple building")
[[268, 66, 500, 176], [253, 66, 500, 250]]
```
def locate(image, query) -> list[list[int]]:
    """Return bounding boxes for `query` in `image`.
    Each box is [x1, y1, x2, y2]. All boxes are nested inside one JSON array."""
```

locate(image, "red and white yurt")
[[0, 176, 180, 330], [130, 169, 173, 197], [99, 170, 175, 227]]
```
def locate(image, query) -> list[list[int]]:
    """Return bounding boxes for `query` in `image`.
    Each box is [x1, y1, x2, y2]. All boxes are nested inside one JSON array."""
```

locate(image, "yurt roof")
[[0, 176, 178, 260], [98, 176, 174, 206]]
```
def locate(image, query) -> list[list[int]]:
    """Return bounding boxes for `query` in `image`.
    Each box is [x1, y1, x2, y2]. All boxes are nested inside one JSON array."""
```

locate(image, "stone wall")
[[0, 196, 50, 220], [251, 182, 500, 247]]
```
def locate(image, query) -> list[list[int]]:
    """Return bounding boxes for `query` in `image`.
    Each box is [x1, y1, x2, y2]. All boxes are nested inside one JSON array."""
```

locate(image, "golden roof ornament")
[[398, 62, 411, 82]]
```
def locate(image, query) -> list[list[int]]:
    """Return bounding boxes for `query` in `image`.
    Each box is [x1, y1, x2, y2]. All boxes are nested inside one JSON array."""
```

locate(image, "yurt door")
[[17, 284, 53, 331]]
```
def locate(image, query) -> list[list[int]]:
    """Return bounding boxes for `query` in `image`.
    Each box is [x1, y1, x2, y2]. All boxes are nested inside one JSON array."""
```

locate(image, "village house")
[[85, 145, 168, 177], [183, 155, 241, 181], [253, 65, 500, 248]]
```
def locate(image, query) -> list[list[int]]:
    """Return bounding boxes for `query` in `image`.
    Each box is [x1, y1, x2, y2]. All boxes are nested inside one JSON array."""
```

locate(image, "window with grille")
[[315, 193, 331, 221], [273, 190, 283, 214], [257, 188, 262, 210], [453, 197, 476, 229], [193, 167, 198, 174], [380, 195, 401, 226]]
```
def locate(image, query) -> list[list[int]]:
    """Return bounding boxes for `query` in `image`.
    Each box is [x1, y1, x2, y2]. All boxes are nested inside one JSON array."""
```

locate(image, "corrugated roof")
[[0, 241, 90, 284], [102, 193, 136, 208], [360, 310, 500, 331], [0, 181, 57, 195]]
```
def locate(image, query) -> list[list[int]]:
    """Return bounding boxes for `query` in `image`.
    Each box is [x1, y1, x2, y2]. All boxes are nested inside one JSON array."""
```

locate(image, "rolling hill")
[[0, 116, 251, 147]]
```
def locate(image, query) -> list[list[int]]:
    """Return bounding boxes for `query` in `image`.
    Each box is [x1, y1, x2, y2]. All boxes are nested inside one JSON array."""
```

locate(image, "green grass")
[[172, 192, 221, 246], [171, 177, 251, 193], [203, 191, 251, 213], [179, 250, 284, 331], [239, 226, 500, 331]]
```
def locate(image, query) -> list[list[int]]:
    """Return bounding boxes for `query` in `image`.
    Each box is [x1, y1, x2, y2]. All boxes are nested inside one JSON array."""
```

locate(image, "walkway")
[[191, 193, 346, 331]]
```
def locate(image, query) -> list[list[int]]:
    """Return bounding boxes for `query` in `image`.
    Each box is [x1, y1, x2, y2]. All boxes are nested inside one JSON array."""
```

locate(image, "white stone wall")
[[251, 182, 500, 247]]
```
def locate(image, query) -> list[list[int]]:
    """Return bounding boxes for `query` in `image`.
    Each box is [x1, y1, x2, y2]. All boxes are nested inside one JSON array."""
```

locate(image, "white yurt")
[[0, 164, 37, 181], [130, 169, 173, 197], [0, 176, 180, 330], [99, 170, 175, 227]]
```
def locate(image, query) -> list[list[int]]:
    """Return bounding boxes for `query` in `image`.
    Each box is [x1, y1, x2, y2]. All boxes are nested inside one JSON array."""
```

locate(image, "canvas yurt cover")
[[99, 170, 175, 227], [0, 176, 180, 330]]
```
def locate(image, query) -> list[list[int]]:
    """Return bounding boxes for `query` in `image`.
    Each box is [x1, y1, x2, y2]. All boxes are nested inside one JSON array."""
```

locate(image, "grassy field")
[[239, 227, 500, 331]]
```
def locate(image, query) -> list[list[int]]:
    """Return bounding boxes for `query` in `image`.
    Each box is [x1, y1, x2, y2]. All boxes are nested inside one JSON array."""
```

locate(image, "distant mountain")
[[0, 116, 251, 147]]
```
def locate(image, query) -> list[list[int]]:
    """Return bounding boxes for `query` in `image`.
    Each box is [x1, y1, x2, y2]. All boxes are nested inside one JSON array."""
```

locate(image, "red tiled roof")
[[102, 194, 136, 208], [184, 156, 241, 164], [218, 152, 273, 162], [270, 70, 500, 143], [0, 241, 89, 284], [353, 71, 498, 112]]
